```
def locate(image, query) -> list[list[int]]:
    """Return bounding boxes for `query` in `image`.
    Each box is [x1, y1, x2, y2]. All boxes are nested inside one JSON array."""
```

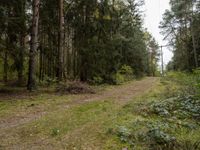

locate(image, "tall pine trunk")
[[18, 33, 25, 85], [58, 0, 64, 81], [27, 0, 40, 91], [18, 0, 26, 85], [190, 0, 198, 68], [3, 50, 8, 83]]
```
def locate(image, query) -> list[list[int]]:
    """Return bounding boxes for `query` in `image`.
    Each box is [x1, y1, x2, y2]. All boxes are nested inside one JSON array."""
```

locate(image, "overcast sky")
[[143, 0, 173, 66]]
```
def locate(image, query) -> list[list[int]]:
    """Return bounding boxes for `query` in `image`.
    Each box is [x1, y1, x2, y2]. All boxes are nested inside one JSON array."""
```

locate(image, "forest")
[[0, 0, 200, 149], [0, 0, 159, 90]]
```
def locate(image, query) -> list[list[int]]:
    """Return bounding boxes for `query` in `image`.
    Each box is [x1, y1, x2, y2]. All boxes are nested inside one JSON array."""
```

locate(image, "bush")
[[91, 76, 103, 85], [112, 72, 125, 85], [119, 65, 134, 78], [116, 126, 132, 143], [112, 65, 134, 85], [147, 128, 176, 145]]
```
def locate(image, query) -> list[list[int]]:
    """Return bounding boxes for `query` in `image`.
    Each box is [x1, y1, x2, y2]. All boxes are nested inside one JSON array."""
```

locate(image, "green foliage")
[[116, 126, 132, 144], [178, 141, 200, 150], [119, 65, 134, 79], [144, 32, 160, 76], [39, 76, 57, 86], [161, 0, 200, 71], [111, 71, 200, 149], [192, 69, 200, 96], [150, 95, 200, 120], [91, 76, 104, 85], [147, 128, 176, 145], [166, 70, 200, 96], [112, 72, 125, 85], [0, 0, 159, 86], [114, 120, 177, 149], [51, 128, 60, 136], [111, 65, 134, 85]]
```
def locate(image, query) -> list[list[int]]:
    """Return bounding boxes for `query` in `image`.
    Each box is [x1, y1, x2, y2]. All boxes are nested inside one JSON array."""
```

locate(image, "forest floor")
[[0, 77, 159, 150]]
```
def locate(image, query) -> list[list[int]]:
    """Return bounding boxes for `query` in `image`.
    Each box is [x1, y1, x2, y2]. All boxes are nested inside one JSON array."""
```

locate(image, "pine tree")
[[27, 0, 40, 91]]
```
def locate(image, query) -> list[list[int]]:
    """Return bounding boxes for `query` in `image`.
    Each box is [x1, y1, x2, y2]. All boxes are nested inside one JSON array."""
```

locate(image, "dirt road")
[[0, 77, 159, 149], [0, 77, 158, 129]]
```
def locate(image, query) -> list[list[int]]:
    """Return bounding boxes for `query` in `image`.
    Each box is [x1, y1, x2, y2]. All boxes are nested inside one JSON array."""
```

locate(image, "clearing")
[[0, 77, 158, 149]]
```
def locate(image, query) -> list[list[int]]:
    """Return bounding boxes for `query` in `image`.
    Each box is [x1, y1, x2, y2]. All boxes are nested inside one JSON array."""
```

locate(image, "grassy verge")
[[110, 73, 200, 150]]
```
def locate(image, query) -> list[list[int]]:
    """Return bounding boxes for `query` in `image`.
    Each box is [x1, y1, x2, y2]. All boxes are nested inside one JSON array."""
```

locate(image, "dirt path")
[[0, 77, 158, 131], [68, 77, 158, 104]]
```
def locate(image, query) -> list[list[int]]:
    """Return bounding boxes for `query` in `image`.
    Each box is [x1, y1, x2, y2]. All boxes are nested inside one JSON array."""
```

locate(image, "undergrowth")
[[56, 81, 95, 94], [111, 71, 200, 150]]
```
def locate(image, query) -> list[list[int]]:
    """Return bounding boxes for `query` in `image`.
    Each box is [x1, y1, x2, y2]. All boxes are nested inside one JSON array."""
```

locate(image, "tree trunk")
[[58, 0, 64, 81], [191, 0, 198, 68], [27, 0, 40, 91], [191, 22, 198, 68], [17, 0, 26, 86], [18, 33, 25, 85], [3, 50, 8, 83]]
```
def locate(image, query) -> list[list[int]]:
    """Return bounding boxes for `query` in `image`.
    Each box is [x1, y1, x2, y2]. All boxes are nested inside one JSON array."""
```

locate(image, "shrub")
[[116, 126, 132, 143], [112, 65, 134, 85], [147, 128, 176, 145], [91, 76, 103, 85], [119, 65, 134, 79], [112, 72, 125, 85]]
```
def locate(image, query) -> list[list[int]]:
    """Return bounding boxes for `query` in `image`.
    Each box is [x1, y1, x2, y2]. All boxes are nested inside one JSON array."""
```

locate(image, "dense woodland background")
[[0, 0, 200, 91], [0, 0, 160, 91]]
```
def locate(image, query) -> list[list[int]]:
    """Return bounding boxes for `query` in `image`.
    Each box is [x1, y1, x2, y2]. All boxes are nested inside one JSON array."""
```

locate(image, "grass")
[[0, 79, 149, 149], [0, 99, 122, 149], [0, 93, 73, 119], [0, 79, 159, 149], [0, 77, 199, 149], [0, 79, 139, 119], [110, 77, 200, 149]]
